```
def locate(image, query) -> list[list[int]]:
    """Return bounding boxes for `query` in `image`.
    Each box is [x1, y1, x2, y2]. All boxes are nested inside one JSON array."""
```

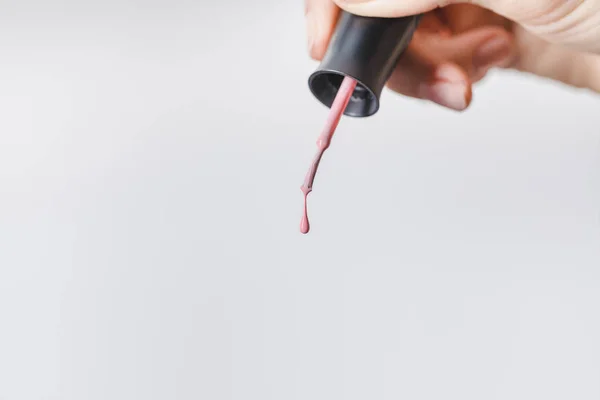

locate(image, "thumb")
[[334, 0, 600, 53], [333, 0, 560, 20]]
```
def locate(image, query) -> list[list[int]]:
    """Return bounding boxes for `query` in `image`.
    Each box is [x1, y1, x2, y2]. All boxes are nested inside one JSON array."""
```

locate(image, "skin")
[[305, 0, 600, 110]]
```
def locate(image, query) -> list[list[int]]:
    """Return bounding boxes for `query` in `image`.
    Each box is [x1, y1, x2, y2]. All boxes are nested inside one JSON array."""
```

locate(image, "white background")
[[1, 1, 599, 399]]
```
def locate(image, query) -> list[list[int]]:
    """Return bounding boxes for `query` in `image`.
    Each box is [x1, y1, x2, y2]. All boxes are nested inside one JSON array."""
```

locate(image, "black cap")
[[308, 12, 421, 117]]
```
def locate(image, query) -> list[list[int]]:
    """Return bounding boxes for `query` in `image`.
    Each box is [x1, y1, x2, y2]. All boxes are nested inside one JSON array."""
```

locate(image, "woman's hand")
[[305, 0, 600, 110]]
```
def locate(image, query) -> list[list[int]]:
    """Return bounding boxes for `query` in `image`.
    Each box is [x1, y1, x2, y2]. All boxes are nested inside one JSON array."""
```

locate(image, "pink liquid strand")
[[300, 76, 357, 234]]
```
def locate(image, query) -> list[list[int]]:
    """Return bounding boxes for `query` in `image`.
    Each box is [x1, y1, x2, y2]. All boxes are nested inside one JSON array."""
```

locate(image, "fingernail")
[[434, 64, 467, 85], [419, 82, 470, 111], [473, 36, 511, 69]]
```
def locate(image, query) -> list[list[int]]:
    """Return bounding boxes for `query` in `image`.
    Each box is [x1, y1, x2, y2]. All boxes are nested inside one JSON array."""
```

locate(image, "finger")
[[386, 32, 474, 110], [387, 55, 472, 111], [305, 0, 340, 60], [387, 26, 515, 110]]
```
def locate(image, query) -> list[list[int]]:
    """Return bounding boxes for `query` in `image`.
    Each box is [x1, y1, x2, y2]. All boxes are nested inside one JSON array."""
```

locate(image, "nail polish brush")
[[300, 11, 422, 234]]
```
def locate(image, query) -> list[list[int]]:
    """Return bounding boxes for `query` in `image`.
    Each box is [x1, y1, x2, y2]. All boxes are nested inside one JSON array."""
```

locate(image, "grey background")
[[1, 1, 600, 399]]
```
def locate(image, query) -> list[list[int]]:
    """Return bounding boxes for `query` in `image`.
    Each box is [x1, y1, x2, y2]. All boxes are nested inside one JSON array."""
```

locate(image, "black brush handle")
[[308, 12, 422, 118]]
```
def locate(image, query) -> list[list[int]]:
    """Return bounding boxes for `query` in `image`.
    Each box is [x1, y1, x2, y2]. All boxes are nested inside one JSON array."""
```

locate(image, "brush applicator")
[[300, 11, 421, 234]]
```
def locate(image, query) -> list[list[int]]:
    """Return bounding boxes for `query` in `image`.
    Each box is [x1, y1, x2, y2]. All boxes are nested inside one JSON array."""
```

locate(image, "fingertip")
[[420, 63, 473, 111]]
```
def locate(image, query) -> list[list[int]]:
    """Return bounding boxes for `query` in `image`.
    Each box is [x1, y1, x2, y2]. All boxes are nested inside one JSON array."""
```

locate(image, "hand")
[[305, 0, 600, 111]]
